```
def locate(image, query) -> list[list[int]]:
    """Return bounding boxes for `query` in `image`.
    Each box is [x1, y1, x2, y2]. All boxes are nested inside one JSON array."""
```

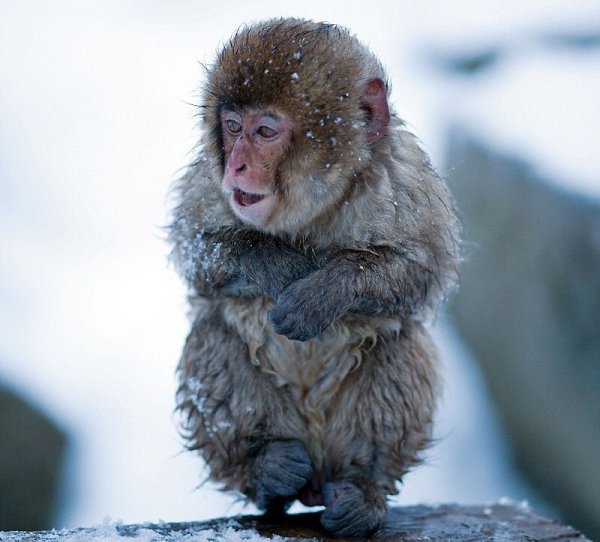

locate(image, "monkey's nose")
[[235, 164, 247, 173]]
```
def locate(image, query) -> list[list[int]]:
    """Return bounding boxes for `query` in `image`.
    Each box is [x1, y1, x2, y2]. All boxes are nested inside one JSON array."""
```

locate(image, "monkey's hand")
[[274, 245, 441, 332], [270, 246, 434, 340], [238, 239, 317, 300], [270, 272, 346, 341]]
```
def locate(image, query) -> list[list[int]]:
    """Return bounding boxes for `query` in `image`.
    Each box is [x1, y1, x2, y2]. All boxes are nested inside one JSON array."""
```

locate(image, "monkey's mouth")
[[228, 187, 274, 225], [233, 188, 267, 207]]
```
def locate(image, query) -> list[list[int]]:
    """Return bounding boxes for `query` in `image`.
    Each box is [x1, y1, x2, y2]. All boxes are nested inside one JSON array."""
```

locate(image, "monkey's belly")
[[220, 296, 405, 468], [221, 295, 401, 384]]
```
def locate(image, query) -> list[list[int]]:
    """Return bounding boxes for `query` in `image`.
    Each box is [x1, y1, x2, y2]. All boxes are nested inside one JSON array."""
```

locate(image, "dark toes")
[[269, 308, 314, 341], [270, 304, 327, 342], [321, 481, 386, 538], [255, 440, 314, 510]]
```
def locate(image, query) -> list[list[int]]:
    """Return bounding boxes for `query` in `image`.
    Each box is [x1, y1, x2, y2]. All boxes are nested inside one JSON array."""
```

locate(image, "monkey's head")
[[201, 18, 391, 235]]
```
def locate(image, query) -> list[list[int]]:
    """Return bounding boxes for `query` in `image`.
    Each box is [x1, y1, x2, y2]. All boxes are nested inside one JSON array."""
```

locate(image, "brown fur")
[[169, 18, 460, 537]]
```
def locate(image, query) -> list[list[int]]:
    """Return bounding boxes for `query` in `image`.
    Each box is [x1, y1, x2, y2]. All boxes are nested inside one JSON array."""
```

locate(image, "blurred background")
[[0, 1, 598, 539]]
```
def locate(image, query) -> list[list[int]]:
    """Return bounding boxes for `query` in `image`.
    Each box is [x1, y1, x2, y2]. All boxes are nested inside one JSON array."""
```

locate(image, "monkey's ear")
[[362, 78, 390, 144]]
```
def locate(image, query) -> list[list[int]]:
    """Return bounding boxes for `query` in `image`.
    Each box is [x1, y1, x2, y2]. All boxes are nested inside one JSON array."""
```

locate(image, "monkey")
[[169, 18, 460, 538]]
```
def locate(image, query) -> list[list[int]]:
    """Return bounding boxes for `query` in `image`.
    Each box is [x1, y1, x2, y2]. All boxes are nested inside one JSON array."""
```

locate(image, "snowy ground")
[[1, 0, 597, 530], [0, 519, 297, 542]]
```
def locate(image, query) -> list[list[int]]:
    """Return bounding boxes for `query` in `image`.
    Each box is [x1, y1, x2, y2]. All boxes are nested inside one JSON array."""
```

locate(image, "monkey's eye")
[[257, 125, 278, 139], [226, 119, 242, 134]]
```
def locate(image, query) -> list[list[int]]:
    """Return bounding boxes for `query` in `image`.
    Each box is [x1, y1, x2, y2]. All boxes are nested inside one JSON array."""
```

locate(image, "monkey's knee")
[[321, 478, 387, 538], [252, 439, 314, 513]]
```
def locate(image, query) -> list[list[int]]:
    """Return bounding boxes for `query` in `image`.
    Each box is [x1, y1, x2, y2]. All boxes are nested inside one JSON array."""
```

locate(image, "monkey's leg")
[[177, 306, 313, 513], [321, 322, 439, 537]]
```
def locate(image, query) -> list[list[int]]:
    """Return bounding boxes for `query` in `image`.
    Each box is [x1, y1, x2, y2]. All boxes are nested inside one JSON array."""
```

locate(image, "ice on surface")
[[177, 230, 222, 283], [184, 377, 206, 413], [0, 523, 301, 542]]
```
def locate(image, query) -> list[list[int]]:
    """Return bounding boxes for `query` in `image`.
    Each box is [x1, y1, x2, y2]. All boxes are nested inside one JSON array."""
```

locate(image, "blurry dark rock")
[[0, 503, 590, 541], [446, 126, 600, 541], [541, 31, 600, 50], [0, 384, 67, 531], [427, 46, 502, 75], [426, 25, 600, 77]]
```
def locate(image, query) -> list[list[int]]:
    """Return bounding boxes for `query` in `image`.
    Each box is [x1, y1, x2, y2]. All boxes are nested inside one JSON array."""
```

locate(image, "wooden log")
[[0, 503, 590, 541]]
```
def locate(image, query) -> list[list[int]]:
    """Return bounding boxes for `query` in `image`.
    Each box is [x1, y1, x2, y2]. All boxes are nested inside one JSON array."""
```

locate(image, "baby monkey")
[[169, 18, 460, 538]]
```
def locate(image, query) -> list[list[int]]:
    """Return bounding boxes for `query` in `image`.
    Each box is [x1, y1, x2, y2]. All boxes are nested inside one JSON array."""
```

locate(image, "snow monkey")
[[169, 18, 460, 538]]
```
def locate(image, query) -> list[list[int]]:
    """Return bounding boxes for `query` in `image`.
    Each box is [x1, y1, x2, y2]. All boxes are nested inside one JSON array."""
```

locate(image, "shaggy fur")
[[169, 18, 460, 538]]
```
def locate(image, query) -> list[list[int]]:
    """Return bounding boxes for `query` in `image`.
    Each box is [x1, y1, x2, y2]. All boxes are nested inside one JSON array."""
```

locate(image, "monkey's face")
[[204, 20, 391, 236], [221, 108, 293, 228]]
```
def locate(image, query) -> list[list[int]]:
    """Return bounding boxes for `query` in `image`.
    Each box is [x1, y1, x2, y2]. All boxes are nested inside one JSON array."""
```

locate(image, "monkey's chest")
[[221, 297, 397, 411], [262, 332, 356, 401], [224, 298, 349, 384]]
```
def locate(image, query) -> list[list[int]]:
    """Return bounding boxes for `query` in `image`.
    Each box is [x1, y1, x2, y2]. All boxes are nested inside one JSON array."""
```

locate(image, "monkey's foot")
[[321, 480, 387, 538], [253, 439, 314, 513]]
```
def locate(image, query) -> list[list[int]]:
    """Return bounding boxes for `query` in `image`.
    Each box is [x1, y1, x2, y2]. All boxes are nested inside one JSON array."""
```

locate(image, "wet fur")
[[170, 18, 460, 537]]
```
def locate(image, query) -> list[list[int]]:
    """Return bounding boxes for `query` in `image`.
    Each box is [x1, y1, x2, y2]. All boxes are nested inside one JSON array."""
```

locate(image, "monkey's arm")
[[270, 246, 445, 341], [173, 227, 316, 299]]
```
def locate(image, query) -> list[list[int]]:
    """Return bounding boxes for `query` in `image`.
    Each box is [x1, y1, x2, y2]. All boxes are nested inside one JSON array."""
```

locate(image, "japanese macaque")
[[169, 18, 460, 538]]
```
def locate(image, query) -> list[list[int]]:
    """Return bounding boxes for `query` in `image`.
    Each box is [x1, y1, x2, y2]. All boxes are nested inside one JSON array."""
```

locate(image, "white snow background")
[[1, 0, 598, 532]]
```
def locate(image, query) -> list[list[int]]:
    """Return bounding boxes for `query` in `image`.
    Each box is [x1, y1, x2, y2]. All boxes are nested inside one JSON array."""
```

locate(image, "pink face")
[[221, 109, 293, 227]]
